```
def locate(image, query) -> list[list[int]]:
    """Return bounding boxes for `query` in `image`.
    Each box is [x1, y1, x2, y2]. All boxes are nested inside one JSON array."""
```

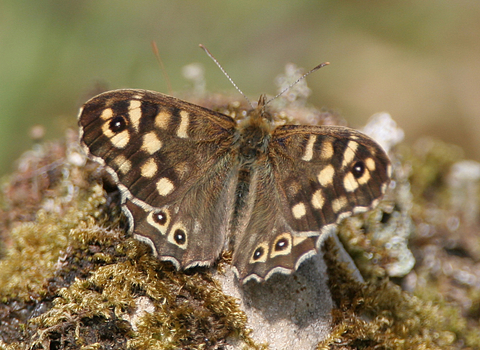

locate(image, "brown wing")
[[232, 125, 391, 283], [79, 89, 239, 268]]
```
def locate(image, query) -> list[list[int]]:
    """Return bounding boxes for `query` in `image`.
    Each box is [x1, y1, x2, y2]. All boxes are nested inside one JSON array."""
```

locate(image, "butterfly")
[[78, 88, 391, 284]]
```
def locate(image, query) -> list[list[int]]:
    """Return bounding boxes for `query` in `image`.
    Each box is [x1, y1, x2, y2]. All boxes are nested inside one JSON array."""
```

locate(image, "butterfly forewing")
[[271, 125, 391, 227], [79, 89, 239, 268]]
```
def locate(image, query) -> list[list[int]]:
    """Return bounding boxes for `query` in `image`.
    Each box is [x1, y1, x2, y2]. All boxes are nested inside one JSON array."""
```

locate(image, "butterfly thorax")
[[236, 96, 274, 163]]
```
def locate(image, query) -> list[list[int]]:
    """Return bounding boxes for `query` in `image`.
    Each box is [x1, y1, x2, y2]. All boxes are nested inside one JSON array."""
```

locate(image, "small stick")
[[151, 41, 173, 95]]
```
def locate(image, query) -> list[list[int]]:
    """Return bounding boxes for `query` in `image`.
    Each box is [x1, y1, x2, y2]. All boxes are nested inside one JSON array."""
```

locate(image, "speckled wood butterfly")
[[78, 86, 391, 284]]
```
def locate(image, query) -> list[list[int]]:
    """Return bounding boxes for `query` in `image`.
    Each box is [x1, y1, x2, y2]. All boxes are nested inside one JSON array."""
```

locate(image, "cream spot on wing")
[[155, 110, 171, 129], [177, 110, 189, 138], [270, 233, 292, 258], [381, 183, 388, 194], [100, 108, 113, 120], [168, 222, 188, 249], [147, 209, 170, 235], [320, 140, 334, 160], [141, 158, 158, 178], [387, 164, 393, 178], [318, 165, 335, 187], [129, 100, 142, 132], [344, 172, 359, 192], [357, 169, 371, 185], [293, 236, 308, 246], [292, 202, 307, 219], [342, 141, 359, 168], [109, 130, 130, 149], [156, 177, 175, 196], [142, 132, 163, 154], [365, 158, 376, 172], [332, 196, 348, 213], [311, 189, 325, 209], [353, 206, 369, 215], [113, 155, 131, 174], [249, 242, 269, 264], [302, 135, 317, 161]]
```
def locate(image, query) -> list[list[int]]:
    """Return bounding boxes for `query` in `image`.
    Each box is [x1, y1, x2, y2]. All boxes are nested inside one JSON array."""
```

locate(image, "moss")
[[26, 225, 253, 349], [320, 237, 462, 350], [400, 137, 464, 204], [0, 189, 105, 302], [30, 238, 250, 348], [1, 90, 479, 349]]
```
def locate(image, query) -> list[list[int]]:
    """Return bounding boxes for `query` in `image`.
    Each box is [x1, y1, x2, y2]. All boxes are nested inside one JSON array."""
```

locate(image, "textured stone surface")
[[218, 232, 361, 349]]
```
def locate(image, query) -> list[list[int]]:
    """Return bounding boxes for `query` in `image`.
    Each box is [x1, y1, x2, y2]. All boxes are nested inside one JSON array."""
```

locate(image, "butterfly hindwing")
[[231, 158, 320, 282]]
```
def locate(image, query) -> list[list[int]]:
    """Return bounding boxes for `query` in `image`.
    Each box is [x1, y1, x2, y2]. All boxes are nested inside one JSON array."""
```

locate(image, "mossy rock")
[[1, 92, 479, 349]]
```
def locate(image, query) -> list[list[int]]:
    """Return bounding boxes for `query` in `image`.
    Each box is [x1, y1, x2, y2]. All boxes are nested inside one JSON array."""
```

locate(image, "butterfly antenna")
[[151, 41, 173, 95], [265, 62, 330, 106], [199, 44, 254, 109]]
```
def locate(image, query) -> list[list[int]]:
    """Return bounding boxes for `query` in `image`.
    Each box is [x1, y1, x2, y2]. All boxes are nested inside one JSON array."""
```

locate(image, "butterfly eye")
[[274, 237, 289, 251], [351, 161, 365, 179], [153, 211, 167, 225], [174, 229, 186, 245], [253, 247, 265, 261], [109, 115, 128, 133]]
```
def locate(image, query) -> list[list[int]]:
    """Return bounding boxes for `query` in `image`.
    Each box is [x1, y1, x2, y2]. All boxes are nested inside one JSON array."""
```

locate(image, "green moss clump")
[[0, 186, 105, 302], [319, 237, 474, 350], [28, 224, 253, 349], [401, 137, 464, 204]]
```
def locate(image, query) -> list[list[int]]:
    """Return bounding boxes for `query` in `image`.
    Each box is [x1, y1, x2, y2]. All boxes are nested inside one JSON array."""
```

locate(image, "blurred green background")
[[1, 0, 479, 176]]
